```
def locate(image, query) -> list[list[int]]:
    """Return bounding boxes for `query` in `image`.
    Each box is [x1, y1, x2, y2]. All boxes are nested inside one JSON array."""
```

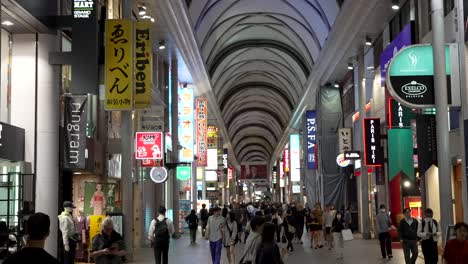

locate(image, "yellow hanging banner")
[[134, 21, 152, 108], [88, 215, 106, 248], [105, 19, 133, 110]]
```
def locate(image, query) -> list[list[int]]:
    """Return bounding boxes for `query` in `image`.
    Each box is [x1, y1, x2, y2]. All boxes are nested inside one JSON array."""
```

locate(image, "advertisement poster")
[[84, 182, 120, 216], [135, 132, 163, 160], [306, 111, 317, 169], [63, 95, 87, 169], [240, 165, 268, 181], [105, 19, 133, 110], [290, 134, 300, 182], [134, 20, 152, 108], [178, 84, 195, 162], [88, 215, 105, 246], [207, 126, 218, 149], [196, 98, 208, 166]]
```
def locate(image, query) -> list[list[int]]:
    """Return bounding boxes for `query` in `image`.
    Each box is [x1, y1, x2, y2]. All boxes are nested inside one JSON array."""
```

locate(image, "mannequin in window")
[[90, 184, 106, 216]]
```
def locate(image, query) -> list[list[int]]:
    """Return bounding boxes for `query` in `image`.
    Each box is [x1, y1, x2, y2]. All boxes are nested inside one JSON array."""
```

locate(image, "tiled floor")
[[131, 230, 428, 264]]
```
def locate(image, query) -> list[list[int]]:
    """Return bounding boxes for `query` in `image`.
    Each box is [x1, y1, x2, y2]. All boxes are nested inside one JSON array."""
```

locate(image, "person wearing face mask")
[[417, 208, 440, 264], [398, 208, 419, 264], [376, 204, 393, 260], [58, 201, 79, 264], [331, 212, 345, 263]]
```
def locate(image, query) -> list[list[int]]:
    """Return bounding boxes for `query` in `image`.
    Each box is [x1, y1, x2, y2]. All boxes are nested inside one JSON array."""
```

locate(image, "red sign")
[[135, 132, 163, 160], [284, 148, 290, 172], [279, 161, 284, 179], [195, 98, 208, 166], [228, 166, 233, 181], [141, 159, 155, 167]]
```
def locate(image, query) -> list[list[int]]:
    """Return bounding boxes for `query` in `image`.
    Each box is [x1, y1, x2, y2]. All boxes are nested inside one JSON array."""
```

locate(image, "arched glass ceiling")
[[189, 0, 339, 162]]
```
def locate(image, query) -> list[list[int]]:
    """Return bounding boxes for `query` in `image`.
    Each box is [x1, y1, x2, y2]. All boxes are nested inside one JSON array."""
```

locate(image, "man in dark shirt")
[[4, 212, 59, 264], [398, 208, 419, 264]]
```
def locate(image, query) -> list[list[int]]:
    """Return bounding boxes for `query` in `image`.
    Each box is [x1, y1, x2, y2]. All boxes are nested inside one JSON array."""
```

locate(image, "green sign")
[[389, 45, 451, 76], [176, 166, 191, 181]]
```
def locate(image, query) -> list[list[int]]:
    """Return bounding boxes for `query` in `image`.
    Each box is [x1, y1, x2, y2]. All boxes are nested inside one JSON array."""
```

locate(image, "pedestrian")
[[376, 204, 393, 260], [417, 208, 440, 264], [283, 209, 296, 252], [255, 222, 284, 264], [200, 204, 209, 237], [399, 208, 419, 264], [4, 212, 59, 264], [185, 209, 199, 245], [311, 203, 324, 249], [90, 217, 127, 264], [233, 203, 244, 242], [206, 207, 224, 264], [443, 222, 468, 264], [324, 204, 336, 250], [343, 206, 352, 230], [271, 208, 283, 243], [149, 206, 175, 264], [58, 201, 79, 264], [223, 211, 238, 264], [239, 216, 265, 264], [332, 212, 345, 263], [294, 204, 306, 245]]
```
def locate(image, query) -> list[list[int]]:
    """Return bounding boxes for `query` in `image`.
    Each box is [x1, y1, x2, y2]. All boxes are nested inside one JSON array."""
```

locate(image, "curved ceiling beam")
[[225, 107, 286, 131], [237, 145, 271, 160], [231, 131, 277, 151], [228, 114, 283, 138], [245, 155, 268, 162], [233, 136, 275, 154], [242, 152, 269, 161], [230, 124, 279, 142], [208, 39, 310, 77], [222, 91, 292, 118], [223, 103, 290, 130]]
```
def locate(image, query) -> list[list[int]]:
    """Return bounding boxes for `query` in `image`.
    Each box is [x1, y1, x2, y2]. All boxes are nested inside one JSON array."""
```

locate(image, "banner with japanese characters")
[[178, 84, 194, 162], [306, 111, 317, 169], [134, 21, 152, 108], [105, 19, 133, 110], [338, 128, 352, 154], [195, 98, 208, 166]]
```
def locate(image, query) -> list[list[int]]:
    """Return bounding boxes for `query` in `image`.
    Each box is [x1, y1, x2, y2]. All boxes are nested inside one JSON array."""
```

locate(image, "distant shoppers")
[[90, 217, 126, 264], [206, 207, 225, 264], [149, 206, 175, 264], [283, 209, 296, 252], [239, 216, 265, 264], [58, 201, 79, 264], [332, 212, 345, 263], [223, 211, 238, 264], [185, 210, 199, 245], [4, 212, 59, 264], [255, 222, 283, 264], [324, 204, 336, 250], [417, 208, 440, 264], [443, 222, 468, 264], [200, 204, 209, 237], [399, 208, 419, 264], [376, 204, 393, 260]]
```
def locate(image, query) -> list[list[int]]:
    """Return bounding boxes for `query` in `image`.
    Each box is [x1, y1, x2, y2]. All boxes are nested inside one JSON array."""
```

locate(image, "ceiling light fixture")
[[334, 83, 340, 88], [392, 0, 400, 10], [159, 40, 166, 50], [365, 36, 372, 46], [2, 21, 13, 26], [347, 63, 354, 70], [138, 5, 147, 16]]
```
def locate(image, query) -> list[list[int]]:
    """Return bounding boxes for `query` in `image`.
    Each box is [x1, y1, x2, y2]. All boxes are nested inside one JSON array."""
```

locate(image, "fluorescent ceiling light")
[[2, 21, 13, 26]]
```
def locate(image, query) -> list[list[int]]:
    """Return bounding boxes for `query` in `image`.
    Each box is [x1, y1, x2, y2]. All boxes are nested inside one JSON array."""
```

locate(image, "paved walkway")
[[132, 229, 429, 264]]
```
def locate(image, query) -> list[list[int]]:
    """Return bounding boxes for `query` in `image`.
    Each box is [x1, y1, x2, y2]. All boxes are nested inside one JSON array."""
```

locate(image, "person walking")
[[223, 211, 238, 264], [399, 208, 419, 264], [417, 208, 441, 264], [239, 216, 265, 264], [149, 206, 175, 264], [205, 207, 225, 264], [4, 213, 59, 264], [332, 212, 345, 263], [185, 210, 199, 245], [271, 208, 283, 243], [200, 204, 209, 237], [90, 217, 127, 264], [255, 222, 284, 264], [376, 204, 393, 260], [283, 209, 296, 252], [294, 204, 306, 245], [443, 222, 468, 264], [324, 204, 336, 250], [58, 201, 79, 264], [311, 203, 324, 249]]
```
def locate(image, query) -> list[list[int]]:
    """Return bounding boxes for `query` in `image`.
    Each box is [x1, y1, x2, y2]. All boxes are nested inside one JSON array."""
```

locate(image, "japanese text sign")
[[284, 148, 290, 173], [207, 126, 218, 149], [134, 21, 152, 108], [306, 111, 317, 169], [338, 128, 352, 153], [178, 84, 194, 162], [135, 132, 163, 160], [105, 20, 133, 110], [196, 98, 208, 166]]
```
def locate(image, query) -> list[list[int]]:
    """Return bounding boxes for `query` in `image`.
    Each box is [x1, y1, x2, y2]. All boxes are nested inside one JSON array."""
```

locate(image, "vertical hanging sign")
[[284, 148, 290, 173], [178, 84, 194, 162], [134, 21, 152, 108], [306, 111, 317, 169], [338, 128, 352, 154], [63, 95, 88, 169], [196, 98, 208, 166], [363, 118, 383, 166], [290, 134, 300, 182], [105, 20, 133, 110]]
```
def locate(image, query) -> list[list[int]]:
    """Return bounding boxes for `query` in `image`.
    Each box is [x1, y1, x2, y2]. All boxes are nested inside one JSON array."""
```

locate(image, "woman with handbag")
[[222, 212, 238, 264], [331, 212, 345, 263], [282, 209, 296, 252]]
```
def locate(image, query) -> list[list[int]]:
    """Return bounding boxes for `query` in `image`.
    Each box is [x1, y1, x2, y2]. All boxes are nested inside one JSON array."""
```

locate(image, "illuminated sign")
[[134, 21, 152, 108], [222, 148, 228, 169], [344, 151, 361, 160], [205, 170, 218, 181], [290, 134, 300, 182], [338, 128, 352, 153], [228, 166, 233, 181], [363, 118, 383, 166], [279, 161, 284, 179], [176, 166, 191, 181], [206, 149, 218, 170], [73, 0, 94, 19], [135, 132, 163, 160], [306, 111, 317, 169], [292, 185, 301, 194], [178, 84, 194, 162], [195, 98, 208, 166], [336, 153, 351, 167], [207, 126, 218, 149]]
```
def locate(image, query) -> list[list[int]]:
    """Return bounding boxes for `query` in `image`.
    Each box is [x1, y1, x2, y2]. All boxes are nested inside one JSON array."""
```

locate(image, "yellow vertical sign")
[[134, 21, 152, 108], [105, 19, 133, 110], [88, 215, 105, 248]]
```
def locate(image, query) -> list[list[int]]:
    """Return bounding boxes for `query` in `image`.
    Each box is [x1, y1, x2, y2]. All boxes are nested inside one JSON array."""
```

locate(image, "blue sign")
[[306, 111, 317, 169], [178, 84, 194, 162]]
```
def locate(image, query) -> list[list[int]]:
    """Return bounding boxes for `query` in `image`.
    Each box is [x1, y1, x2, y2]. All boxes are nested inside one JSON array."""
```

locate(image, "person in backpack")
[[399, 208, 419, 264], [223, 211, 238, 264], [205, 207, 224, 264], [200, 204, 209, 237], [148, 206, 175, 264], [185, 210, 199, 245], [376, 204, 393, 260], [417, 208, 441, 264], [255, 222, 283, 264]]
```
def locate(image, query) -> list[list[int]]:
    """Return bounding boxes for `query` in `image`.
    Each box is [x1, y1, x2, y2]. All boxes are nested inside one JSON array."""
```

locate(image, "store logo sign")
[[134, 21, 152, 108], [401, 81, 427, 96], [74, 0, 94, 18]]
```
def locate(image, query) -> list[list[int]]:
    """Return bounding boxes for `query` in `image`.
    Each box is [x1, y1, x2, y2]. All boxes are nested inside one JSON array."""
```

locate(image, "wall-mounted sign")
[[363, 118, 383, 166], [135, 132, 163, 160], [205, 170, 218, 181], [222, 148, 228, 169], [228, 166, 233, 181], [176, 166, 191, 181], [290, 134, 300, 182], [416, 115, 437, 174], [336, 153, 351, 167], [206, 149, 218, 170], [134, 21, 152, 108], [338, 128, 352, 153], [387, 44, 458, 108], [207, 126, 218, 149], [195, 98, 208, 166], [0, 122, 25, 162], [141, 159, 154, 167], [388, 97, 415, 128], [279, 161, 284, 179], [63, 95, 87, 169], [178, 84, 194, 162], [344, 151, 361, 160], [284, 148, 290, 173], [105, 19, 133, 110], [150, 167, 168, 183], [73, 0, 95, 19], [292, 185, 301, 194], [306, 111, 317, 169]]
